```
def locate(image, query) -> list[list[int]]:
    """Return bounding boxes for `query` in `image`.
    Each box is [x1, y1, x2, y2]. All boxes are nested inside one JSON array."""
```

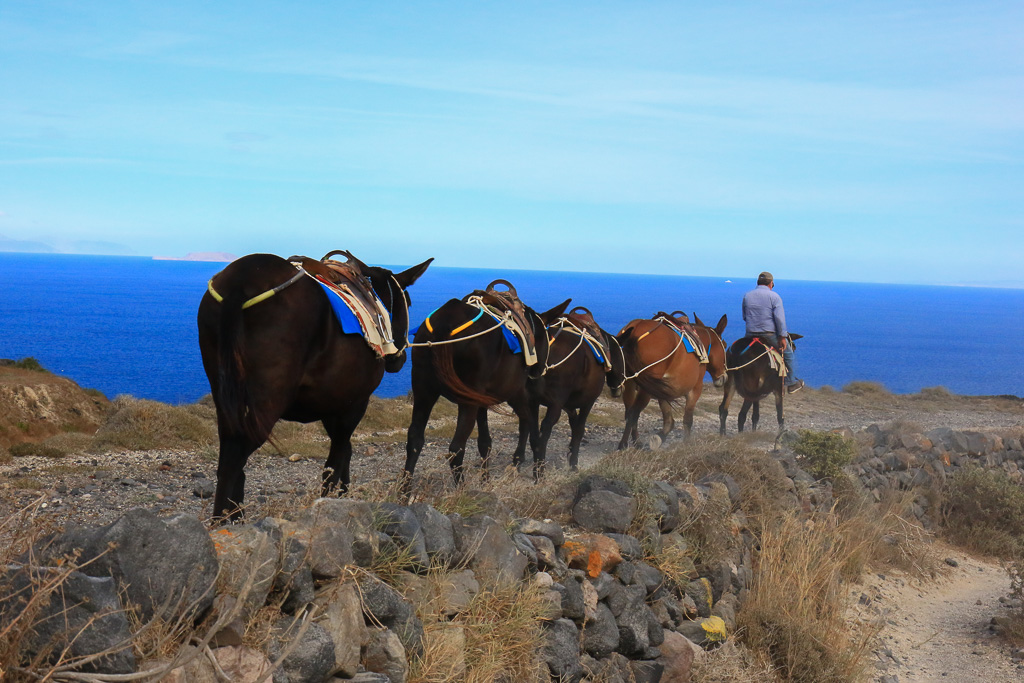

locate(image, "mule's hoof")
[[648, 434, 663, 450]]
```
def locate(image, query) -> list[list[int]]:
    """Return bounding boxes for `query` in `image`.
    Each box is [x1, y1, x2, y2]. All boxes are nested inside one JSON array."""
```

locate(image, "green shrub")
[[9, 442, 65, 458], [842, 381, 889, 397], [9, 357, 48, 372], [943, 467, 1024, 557], [792, 430, 856, 482]]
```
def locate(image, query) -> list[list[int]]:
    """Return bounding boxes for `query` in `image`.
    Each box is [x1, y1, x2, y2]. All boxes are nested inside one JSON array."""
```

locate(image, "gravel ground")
[[858, 546, 1024, 682], [2, 385, 1020, 528]]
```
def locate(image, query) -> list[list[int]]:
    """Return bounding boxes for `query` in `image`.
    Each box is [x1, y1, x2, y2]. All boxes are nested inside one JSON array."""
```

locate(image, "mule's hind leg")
[[321, 398, 370, 497], [618, 386, 651, 449], [774, 388, 785, 432], [509, 395, 542, 479], [476, 409, 493, 477], [681, 385, 704, 436], [737, 398, 753, 432], [447, 403, 480, 485], [535, 402, 564, 477], [657, 399, 675, 440], [718, 376, 735, 435], [566, 403, 592, 471], [404, 387, 440, 490], [214, 433, 262, 523], [751, 401, 760, 431]]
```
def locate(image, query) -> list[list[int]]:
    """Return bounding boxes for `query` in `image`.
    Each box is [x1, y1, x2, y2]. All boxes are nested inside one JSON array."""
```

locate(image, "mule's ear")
[[394, 258, 434, 289], [790, 332, 803, 341], [693, 313, 706, 327], [539, 298, 572, 324], [715, 314, 728, 336]]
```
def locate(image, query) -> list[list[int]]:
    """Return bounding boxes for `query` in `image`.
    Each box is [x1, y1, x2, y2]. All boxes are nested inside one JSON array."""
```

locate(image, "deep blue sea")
[[2, 253, 1022, 404]]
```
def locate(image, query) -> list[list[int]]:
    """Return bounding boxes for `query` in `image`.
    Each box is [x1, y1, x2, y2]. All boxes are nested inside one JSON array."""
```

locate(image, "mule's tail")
[[618, 329, 678, 403], [215, 294, 271, 445], [431, 344, 502, 407]]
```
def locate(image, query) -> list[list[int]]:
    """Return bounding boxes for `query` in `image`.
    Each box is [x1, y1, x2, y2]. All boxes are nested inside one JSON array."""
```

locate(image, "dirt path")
[[860, 547, 1024, 682]]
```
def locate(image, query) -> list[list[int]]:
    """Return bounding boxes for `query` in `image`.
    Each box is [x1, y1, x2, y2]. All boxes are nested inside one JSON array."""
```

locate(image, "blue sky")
[[1, 1, 1021, 286]]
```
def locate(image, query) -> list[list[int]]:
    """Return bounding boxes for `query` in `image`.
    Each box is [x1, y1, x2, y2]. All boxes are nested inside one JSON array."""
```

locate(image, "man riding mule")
[[198, 250, 432, 522], [741, 271, 803, 394], [719, 270, 806, 434]]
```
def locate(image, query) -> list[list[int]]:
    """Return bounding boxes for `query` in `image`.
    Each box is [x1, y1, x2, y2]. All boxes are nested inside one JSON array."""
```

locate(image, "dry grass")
[[737, 511, 879, 682], [256, 420, 329, 460], [916, 386, 954, 400], [842, 381, 890, 397], [410, 576, 547, 683], [90, 396, 217, 452], [942, 466, 1024, 558], [833, 478, 942, 580], [356, 396, 460, 440], [593, 435, 793, 526], [736, 479, 940, 683], [690, 639, 775, 682]]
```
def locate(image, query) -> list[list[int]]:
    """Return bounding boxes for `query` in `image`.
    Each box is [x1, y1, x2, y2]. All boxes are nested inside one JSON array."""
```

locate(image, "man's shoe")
[[787, 379, 804, 394]]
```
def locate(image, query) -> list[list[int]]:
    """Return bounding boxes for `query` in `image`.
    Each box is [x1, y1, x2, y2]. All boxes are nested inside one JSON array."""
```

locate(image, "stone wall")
[[4, 425, 1018, 681]]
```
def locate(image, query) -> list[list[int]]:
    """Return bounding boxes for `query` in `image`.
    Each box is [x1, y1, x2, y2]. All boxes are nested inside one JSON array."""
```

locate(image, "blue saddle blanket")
[[317, 281, 362, 335], [669, 326, 698, 354], [583, 336, 605, 363]]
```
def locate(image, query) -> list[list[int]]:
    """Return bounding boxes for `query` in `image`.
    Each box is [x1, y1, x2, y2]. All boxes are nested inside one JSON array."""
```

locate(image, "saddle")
[[562, 306, 611, 370], [730, 336, 787, 378], [291, 252, 378, 305], [653, 311, 708, 364], [466, 279, 540, 374], [289, 251, 398, 358]]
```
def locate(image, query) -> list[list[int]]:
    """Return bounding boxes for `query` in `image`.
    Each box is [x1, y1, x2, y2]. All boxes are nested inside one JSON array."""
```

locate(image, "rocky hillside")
[[0, 360, 109, 449]]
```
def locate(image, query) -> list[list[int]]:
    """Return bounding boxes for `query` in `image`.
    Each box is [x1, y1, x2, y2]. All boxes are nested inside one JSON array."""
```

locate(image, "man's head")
[[757, 271, 774, 287]]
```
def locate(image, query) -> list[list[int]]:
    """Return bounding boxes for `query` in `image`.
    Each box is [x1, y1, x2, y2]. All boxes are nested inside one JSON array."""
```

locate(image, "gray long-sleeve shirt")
[[742, 284, 788, 338]]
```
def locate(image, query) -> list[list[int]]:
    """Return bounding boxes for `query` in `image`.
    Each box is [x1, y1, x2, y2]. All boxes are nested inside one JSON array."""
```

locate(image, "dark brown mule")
[[617, 313, 728, 449], [718, 333, 803, 434], [403, 289, 570, 486], [524, 306, 627, 471], [198, 251, 432, 521]]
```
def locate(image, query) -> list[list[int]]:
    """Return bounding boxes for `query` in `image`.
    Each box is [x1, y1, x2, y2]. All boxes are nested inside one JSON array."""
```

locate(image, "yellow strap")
[[241, 289, 276, 309], [208, 269, 304, 310], [449, 318, 475, 336], [636, 329, 652, 343], [208, 280, 277, 309], [425, 316, 434, 333]]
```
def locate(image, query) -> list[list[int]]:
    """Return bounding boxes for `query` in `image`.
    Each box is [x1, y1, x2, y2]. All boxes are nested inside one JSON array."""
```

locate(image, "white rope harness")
[[406, 298, 513, 349], [543, 317, 592, 371], [621, 317, 687, 381], [724, 339, 783, 373], [725, 348, 770, 372]]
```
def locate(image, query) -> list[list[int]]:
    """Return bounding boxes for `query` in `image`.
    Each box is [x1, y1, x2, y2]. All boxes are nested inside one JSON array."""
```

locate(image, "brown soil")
[[856, 545, 1024, 681], [0, 364, 109, 449]]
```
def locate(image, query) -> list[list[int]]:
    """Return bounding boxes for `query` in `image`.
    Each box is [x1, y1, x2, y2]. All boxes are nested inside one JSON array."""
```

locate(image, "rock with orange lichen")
[[562, 534, 623, 578]]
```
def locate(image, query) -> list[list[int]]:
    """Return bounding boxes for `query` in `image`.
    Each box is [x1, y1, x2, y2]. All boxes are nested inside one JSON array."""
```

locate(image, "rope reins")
[[725, 338, 773, 372], [621, 317, 688, 381], [406, 296, 514, 348], [543, 317, 592, 371]]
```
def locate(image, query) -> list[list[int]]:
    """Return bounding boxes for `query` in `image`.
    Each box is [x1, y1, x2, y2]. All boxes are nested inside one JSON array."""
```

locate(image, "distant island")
[[153, 252, 237, 262]]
